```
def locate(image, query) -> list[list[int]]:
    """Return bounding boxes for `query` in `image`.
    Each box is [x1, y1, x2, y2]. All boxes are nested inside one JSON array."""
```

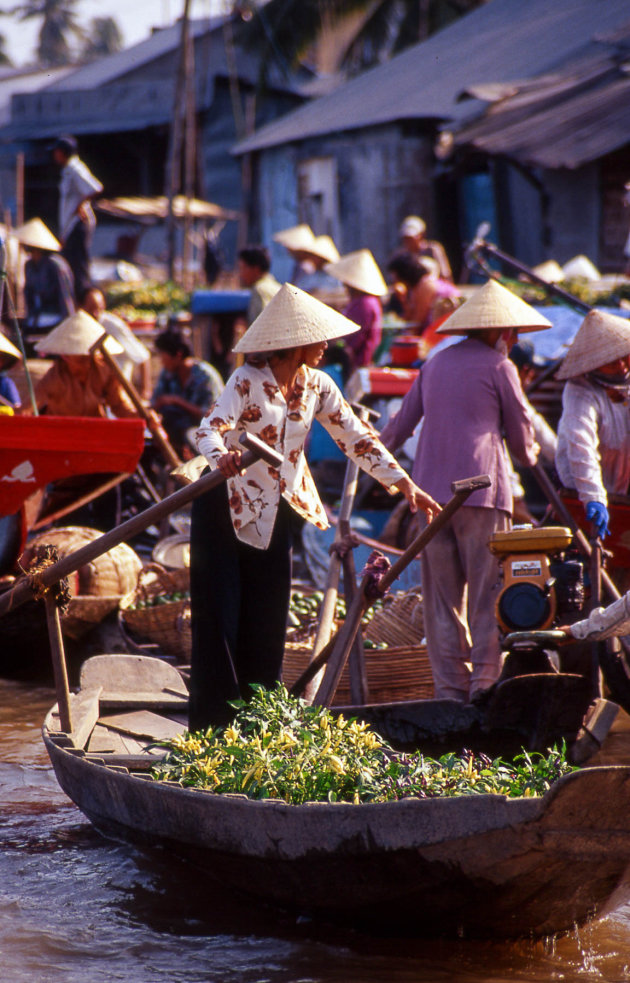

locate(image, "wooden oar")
[[91, 335, 182, 470], [291, 474, 492, 705], [0, 432, 282, 619], [305, 403, 377, 704]]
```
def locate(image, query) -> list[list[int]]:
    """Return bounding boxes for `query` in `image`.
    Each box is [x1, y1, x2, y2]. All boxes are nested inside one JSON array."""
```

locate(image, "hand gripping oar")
[[291, 474, 492, 706], [0, 432, 282, 620]]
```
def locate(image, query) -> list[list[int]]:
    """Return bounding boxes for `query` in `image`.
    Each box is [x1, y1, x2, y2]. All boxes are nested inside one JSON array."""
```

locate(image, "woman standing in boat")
[[189, 283, 440, 730]]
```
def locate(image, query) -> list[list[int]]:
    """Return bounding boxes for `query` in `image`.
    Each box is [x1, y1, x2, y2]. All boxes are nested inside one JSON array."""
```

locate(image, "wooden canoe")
[[43, 653, 630, 939]]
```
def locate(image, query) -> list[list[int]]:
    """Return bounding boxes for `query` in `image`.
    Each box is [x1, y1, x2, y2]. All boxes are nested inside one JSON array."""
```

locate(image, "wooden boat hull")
[[43, 723, 630, 938]]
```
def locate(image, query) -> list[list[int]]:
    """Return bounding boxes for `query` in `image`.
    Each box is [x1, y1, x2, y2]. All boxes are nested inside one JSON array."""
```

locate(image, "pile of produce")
[[497, 276, 630, 309], [288, 588, 387, 649], [104, 281, 191, 320], [124, 588, 190, 612], [152, 684, 577, 804]]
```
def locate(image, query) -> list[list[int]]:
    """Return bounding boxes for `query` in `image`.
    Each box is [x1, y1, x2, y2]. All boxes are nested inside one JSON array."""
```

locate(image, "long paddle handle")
[[94, 338, 183, 470], [293, 474, 491, 703], [0, 432, 282, 618]]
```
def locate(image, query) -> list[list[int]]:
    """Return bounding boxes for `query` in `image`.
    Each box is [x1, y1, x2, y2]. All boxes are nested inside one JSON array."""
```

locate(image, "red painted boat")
[[0, 416, 144, 572]]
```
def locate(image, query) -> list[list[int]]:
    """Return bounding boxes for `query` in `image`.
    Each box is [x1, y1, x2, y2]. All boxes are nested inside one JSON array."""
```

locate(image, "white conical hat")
[[556, 309, 630, 380], [0, 330, 20, 363], [272, 224, 315, 252], [34, 310, 124, 356], [531, 259, 564, 284], [13, 218, 61, 252], [303, 235, 340, 265], [233, 282, 358, 354], [437, 279, 552, 335], [562, 254, 600, 281], [325, 249, 388, 297]]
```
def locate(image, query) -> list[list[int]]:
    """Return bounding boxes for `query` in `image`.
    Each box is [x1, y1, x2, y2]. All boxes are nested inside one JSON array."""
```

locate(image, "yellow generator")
[[489, 526, 585, 634]]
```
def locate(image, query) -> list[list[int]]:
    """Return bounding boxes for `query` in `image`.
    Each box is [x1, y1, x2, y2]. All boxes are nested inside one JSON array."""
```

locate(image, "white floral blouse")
[[195, 362, 408, 548]]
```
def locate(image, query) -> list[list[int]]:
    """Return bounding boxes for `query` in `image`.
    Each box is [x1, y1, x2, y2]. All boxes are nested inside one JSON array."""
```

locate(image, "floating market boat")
[[43, 652, 630, 939]]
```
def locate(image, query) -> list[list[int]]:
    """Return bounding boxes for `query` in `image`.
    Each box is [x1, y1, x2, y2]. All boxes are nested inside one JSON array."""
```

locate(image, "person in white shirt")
[[81, 287, 152, 401], [188, 283, 440, 730], [556, 310, 630, 540], [52, 135, 103, 299]]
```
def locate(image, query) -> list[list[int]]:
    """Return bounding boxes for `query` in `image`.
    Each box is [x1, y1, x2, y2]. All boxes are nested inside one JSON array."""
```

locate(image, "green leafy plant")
[[152, 685, 577, 804]]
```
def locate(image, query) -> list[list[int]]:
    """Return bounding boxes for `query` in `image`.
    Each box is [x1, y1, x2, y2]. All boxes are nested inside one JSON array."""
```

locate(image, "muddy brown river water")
[[3, 676, 630, 982]]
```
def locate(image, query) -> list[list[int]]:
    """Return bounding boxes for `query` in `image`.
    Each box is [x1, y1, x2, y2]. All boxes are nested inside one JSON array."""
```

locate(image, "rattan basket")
[[120, 563, 191, 658], [282, 642, 433, 705], [23, 526, 143, 639], [363, 589, 424, 648]]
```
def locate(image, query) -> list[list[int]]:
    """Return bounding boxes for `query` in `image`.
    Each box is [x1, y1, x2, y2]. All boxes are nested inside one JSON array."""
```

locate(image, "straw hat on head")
[[325, 249, 388, 297], [272, 224, 315, 252], [303, 235, 340, 265], [437, 279, 552, 335], [0, 330, 20, 365], [556, 310, 630, 380], [34, 310, 124, 356], [233, 282, 358, 354], [13, 218, 61, 253]]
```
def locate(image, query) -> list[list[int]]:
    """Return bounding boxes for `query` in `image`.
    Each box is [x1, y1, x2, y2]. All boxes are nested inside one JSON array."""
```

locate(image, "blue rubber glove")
[[585, 501, 610, 539]]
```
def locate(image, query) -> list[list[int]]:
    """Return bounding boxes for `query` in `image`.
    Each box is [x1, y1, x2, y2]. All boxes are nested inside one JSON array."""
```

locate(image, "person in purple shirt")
[[380, 279, 551, 703], [325, 249, 388, 370]]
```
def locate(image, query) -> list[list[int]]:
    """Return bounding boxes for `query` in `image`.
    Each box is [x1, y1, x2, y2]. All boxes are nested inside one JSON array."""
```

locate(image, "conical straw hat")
[[531, 259, 564, 284], [233, 282, 358, 354], [273, 224, 315, 252], [13, 218, 61, 252], [437, 279, 552, 335], [0, 330, 21, 364], [303, 235, 340, 265], [556, 309, 630, 380], [34, 310, 124, 356], [562, 254, 600, 281], [325, 249, 388, 297]]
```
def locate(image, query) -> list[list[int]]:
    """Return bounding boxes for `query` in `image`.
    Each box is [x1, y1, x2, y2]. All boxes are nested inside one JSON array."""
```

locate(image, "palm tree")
[[81, 17, 123, 61], [237, 0, 488, 80], [10, 0, 82, 67]]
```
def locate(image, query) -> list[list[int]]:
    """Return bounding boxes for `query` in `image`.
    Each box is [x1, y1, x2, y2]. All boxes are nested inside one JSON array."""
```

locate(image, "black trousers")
[[188, 481, 292, 731], [61, 221, 92, 300]]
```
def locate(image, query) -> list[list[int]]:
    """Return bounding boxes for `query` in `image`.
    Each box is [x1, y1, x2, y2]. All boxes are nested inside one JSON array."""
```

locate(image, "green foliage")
[[152, 684, 577, 805], [104, 281, 191, 318], [10, 0, 82, 68]]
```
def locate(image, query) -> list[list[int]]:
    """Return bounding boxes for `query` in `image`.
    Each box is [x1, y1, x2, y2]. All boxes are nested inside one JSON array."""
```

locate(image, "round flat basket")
[[282, 642, 433, 706]]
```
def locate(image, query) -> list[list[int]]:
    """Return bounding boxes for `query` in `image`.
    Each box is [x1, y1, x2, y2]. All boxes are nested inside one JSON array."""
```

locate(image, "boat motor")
[[490, 526, 585, 635]]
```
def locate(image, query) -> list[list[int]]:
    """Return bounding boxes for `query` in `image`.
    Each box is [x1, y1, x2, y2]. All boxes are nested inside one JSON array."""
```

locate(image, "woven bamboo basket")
[[363, 589, 424, 648], [23, 526, 143, 639], [282, 642, 433, 705], [120, 563, 191, 658]]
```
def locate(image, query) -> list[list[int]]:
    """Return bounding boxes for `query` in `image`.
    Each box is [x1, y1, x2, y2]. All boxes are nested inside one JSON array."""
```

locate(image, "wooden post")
[[44, 594, 73, 734], [589, 525, 603, 698]]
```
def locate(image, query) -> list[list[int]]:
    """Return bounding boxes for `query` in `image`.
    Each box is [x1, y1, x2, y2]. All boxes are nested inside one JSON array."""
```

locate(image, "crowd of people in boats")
[[3, 141, 630, 729]]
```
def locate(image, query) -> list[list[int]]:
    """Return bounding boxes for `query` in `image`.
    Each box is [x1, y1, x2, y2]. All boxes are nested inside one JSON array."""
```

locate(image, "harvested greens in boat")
[[152, 685, 577, 804]]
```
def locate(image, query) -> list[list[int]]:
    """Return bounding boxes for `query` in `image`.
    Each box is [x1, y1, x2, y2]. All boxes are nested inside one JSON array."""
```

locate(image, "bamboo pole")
[[0, 433, 282, 619]]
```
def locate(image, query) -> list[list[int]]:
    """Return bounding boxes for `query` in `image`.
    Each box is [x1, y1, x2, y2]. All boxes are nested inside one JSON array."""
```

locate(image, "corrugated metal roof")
[[0, 66, 73, 127], [452, 27, 630, 168], [234, 0, 630, 154], [45, 19, 220, 91]]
